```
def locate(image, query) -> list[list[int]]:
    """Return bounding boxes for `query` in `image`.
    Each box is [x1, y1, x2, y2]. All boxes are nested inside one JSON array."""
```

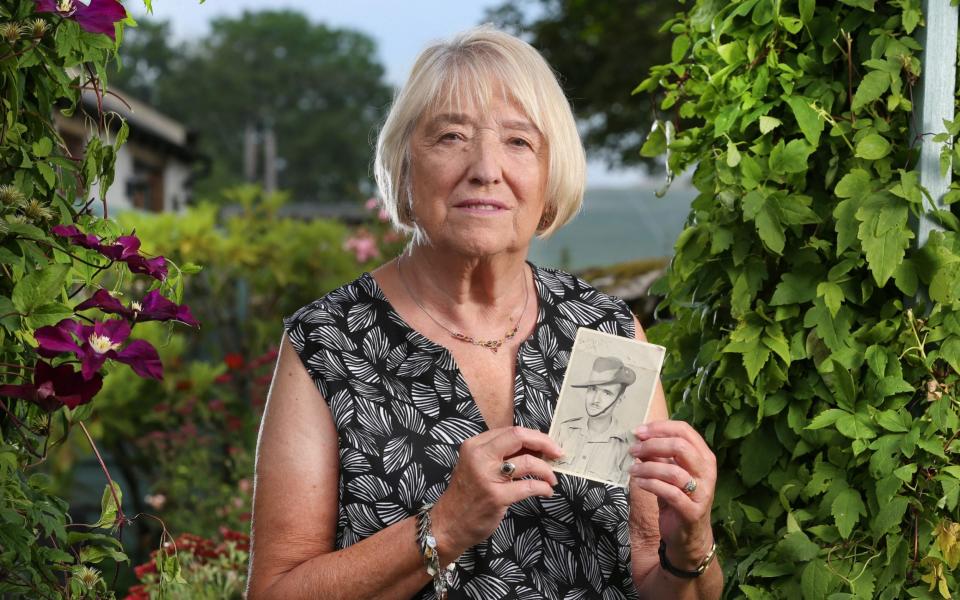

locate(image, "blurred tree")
[[110, 11, 391, 202], [109, 19, 176, 105], [487, 0, 677, 168]]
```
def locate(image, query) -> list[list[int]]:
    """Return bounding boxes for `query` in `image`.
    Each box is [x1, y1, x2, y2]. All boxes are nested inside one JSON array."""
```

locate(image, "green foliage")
[[109, 11, 392, 202], [643, 0, 960, 597]]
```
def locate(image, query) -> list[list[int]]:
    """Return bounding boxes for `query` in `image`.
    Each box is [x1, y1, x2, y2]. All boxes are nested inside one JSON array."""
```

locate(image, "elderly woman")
[[248, 26, 722, 600]]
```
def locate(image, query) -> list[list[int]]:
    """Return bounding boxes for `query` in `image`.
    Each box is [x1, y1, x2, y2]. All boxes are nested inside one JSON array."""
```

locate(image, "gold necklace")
[[397, 258, 529, 354]]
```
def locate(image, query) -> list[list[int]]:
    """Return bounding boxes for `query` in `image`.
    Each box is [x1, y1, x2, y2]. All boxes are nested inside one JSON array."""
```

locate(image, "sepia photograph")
[[549, 328, 666, 487]]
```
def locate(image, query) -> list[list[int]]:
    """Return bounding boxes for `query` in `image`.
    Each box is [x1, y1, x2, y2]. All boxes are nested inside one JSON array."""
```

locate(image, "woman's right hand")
[[430, 426, 563, 559]]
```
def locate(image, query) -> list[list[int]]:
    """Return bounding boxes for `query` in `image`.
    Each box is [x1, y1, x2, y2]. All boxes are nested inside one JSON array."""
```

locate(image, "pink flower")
[[143, 493, 166, 511], [364, 197, 379, 211], [0, 360, 102, 410], [343, 232, 380, 263], [35, 318, 163, 380], [76, 289, 199, 327], [34, 0, 126, 40]]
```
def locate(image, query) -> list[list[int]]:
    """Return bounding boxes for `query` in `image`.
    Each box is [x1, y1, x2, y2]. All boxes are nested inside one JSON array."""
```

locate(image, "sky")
[[136, 0, 650, 187]]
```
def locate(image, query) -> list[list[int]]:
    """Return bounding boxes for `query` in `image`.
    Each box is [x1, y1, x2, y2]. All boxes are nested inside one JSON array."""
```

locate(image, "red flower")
[[35, 318, 163, 380], [0, 360, 102, 410], [34, 0, 126, 40], [76, 289, 199, 327], [133, 561, 156, 579], [224, 353, 245, 370]]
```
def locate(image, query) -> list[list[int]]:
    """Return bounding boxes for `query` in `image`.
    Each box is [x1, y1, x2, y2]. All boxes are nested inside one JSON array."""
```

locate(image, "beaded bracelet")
[[415, 503, 456, 598]]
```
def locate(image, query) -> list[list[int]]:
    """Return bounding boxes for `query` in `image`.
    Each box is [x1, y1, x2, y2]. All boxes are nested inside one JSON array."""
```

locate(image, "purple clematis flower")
[[35, 318, 163, 381], [0, 360, 103, 410], [34, 0, 127, 40], [76, 289, 199, 328], [51, 224, 168, 281]]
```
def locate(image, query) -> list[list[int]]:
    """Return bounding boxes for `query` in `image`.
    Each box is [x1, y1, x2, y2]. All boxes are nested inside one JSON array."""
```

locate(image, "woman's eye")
[[439, 131, 465, 142], [508, 137, 532, 148]]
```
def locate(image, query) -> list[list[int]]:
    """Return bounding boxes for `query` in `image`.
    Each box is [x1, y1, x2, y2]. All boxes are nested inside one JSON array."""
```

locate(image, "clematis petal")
[[76, 288, 130, 316], [51, 365, 103, 408], [71, 0, 126, 39], [114, 235, 141, 259], [33, 0, 59, 12], [80, 352, 108, 381], [0, 383, 37, 401], [115, 339, 163, 380], [125, 255, 168, 281], [35, 319, 82, 354], [93, 318, 131, 344], [138, 290, 199, 326]]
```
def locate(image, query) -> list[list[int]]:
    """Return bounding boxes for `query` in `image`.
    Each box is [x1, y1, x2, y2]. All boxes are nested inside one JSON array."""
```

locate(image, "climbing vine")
[[643, 0, 959, 598]]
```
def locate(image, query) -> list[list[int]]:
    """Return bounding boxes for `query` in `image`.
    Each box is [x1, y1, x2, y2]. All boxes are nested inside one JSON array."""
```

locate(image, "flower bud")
[[0, 22, 23, 44], [30, 18, 49, 38], [0, 185, 24, 207], [22, 199, 53, 223]]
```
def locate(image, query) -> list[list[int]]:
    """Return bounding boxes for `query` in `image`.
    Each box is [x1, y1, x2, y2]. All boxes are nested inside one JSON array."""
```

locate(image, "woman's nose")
[[466, 132, 503, 186]]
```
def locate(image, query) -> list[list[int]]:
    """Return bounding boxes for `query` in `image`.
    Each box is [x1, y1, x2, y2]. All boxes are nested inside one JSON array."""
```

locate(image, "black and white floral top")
[[283, 264, 639, 600]]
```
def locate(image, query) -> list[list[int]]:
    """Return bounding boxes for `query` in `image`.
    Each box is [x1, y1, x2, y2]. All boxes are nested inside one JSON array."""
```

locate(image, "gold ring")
[[499, 461, 517, 479], [682, 478, 698, 495]]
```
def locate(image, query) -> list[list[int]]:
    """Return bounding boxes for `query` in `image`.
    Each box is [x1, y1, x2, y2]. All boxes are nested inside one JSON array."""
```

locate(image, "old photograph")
[[548, 328, 666, 487]]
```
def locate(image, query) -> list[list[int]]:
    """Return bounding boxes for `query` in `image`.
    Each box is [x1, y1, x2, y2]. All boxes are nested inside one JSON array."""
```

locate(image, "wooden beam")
[[914, 0, 958, 248]]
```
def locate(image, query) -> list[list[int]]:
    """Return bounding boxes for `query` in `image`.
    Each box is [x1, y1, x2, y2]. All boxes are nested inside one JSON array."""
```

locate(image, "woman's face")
[[407, 92, 548, 258]]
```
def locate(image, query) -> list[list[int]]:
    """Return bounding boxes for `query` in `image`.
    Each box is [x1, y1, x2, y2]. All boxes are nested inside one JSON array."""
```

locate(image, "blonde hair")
[[373, 25, 586, 239]]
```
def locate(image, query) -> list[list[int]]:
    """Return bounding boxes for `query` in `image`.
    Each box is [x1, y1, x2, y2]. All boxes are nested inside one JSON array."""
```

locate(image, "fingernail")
[[629, 442, 642, 456], [634, 425, 648, 436]]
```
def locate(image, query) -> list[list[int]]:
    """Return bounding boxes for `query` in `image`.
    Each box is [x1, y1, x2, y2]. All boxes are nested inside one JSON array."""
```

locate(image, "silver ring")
[[499, 461, 517, 479], [682, 478, 698, 495]]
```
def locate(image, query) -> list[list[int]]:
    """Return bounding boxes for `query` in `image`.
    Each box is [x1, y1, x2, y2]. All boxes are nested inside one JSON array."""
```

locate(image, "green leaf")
[[11, 264, 70, 314], [807, 408, 848, 430], [759, 115, 781, 134], [785, 97, 824, 146], [32, 137, 53, 157], [36, 161, 56, 189], [801, 559, 835, 600], [875, 410, 908, 433], [834, 198, 861, 253], [871, 496, 909, 535], [893, 463, 916, 482], [777, 531, 821, 561], [855, 134, 892, 160], [770, 138, 814, 174], [94, 482, 122, 529], [756, 205, 785, 254], [852, 71, 890, 110], [836, 412, 877, 440], [865, 345, 888, 377], [856, 194, 912, 286], [727, 140, 742, 167], [840, 0, 875, 9], [831, 487, 866, 539], [799, 0, 815, 24], [740, 427, 782, 486], [79, 545, 128, 564], [672, 34, 691, 62], [25, 302, 74, 329], [771, 271, 819, 305], [0, 296, 20, 332], [816, 281, 844, 317], [835, 169, 872, 198]]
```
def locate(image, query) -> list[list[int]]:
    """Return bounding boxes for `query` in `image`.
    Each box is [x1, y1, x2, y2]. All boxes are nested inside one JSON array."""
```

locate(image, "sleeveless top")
[[283, 264, 640, 600]]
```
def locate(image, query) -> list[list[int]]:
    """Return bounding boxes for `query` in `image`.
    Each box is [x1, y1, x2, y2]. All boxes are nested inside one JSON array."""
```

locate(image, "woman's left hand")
[[627, 419, 717, 569]]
